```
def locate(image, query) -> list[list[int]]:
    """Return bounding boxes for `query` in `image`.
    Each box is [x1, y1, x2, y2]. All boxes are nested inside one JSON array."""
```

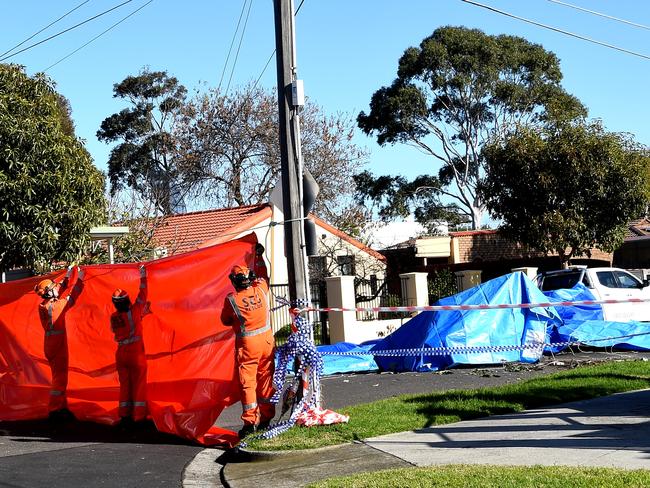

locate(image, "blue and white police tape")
[[240, 299, 323, 446], [317, 330, 650, 357]]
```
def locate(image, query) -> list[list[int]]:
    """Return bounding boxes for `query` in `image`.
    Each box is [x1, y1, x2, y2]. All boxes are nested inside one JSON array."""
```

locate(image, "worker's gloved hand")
[[139, 265, 146, 278], [255, 243, 265, 256], [59, 265, 73, 289]]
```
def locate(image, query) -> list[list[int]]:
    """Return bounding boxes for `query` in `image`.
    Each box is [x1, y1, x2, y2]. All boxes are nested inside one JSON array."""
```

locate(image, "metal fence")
[[269, 282, 328, 346], [427, 268, 460, 304], [354, 275, 409, 321]]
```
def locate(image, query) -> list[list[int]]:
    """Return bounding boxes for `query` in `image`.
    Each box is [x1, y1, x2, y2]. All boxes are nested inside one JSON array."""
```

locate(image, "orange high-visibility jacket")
[[221, 280, 270, 335], [110, 300, 146, 345], [37, 278, 79, 336]]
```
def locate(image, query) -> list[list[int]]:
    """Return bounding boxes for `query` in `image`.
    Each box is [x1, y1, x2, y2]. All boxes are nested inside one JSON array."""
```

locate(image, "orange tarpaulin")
[[0, 234, 262, 446]]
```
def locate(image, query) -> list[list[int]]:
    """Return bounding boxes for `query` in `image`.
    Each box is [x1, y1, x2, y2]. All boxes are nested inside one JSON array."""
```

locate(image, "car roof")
[[588, 267, 626, 272], [540, 268, 584, 276], [540, 267, 628, 276]]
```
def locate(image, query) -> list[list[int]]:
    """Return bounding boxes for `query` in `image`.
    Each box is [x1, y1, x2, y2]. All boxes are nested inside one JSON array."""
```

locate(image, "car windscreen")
[[540, 271, 582, 291]]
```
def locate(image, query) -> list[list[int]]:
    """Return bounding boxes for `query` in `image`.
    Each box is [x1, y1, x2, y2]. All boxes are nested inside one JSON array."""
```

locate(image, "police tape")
[[297, 297, 650, 314], [317, 331, 650, 357]]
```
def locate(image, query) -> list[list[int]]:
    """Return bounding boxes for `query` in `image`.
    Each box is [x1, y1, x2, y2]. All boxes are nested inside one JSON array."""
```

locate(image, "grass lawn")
[[245, 359, 650, 451], [306, 465, 650, 488]]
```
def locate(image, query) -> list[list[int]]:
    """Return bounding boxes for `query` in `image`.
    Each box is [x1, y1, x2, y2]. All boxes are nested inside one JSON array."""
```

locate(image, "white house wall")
[[315, 225, 386, 279]]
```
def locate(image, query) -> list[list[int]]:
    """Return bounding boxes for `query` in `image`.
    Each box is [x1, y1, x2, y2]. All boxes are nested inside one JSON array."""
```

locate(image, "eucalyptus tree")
[[357, 26, 585, 229]]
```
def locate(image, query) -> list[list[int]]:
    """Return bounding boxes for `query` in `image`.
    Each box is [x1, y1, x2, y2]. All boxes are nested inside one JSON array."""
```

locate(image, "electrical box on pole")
[[291, 79, 305, 107]]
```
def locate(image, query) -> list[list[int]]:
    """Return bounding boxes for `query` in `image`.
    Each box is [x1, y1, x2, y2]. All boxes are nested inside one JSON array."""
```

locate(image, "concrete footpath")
[[204, 389, 650, 487]]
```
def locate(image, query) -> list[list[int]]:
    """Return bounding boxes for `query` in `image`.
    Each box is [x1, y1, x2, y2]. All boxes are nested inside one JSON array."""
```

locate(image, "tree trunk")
[[470, 205, 483, 230], [558, 249, 570, 269]]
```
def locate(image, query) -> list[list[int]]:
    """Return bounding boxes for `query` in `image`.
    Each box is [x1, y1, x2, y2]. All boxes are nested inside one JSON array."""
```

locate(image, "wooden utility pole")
[[273, 0, 308, 303]]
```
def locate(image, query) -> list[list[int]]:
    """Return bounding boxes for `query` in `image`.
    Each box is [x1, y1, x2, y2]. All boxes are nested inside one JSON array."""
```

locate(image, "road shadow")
[[0, 417, 197, 446]]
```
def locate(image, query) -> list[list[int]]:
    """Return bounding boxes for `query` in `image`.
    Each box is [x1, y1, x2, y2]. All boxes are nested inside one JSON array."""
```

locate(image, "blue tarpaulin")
[[316, 342, 379, 375], [543, 282, 604, 322], [542, 283, 604, 353], [555, 319, 650, 351], [369, 272, 561, 372], [542, 282, 650, 352], [315, 273, 650, 375]]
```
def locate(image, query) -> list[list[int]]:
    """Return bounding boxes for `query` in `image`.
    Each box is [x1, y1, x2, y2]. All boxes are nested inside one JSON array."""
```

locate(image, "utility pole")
[[273, 0, 308, 304]]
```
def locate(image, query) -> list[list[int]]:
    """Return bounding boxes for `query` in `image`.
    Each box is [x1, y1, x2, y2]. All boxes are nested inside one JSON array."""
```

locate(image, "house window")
[[309, 256, 328, 280], [337, 255, 355, 276]]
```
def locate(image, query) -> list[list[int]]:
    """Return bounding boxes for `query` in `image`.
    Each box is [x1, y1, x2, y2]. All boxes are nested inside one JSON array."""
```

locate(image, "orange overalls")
[[110, 286, 148, 421], [221, 279, 275, 428], [37, 275, 82, 412]]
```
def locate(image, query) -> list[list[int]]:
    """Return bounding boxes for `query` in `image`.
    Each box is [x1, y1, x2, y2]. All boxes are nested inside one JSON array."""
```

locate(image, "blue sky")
[[2, 0, 650, 184]]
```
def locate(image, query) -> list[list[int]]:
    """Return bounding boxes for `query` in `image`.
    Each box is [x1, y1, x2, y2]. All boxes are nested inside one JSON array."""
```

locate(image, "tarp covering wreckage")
[[544, 282, 650, 353], [0, 235, 265, 446], [370, 272, 561, 372], [327, 272, 650, 374]]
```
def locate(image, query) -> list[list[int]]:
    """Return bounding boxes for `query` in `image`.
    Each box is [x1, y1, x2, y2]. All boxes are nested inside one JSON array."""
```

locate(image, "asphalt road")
[[0, 419, 203, 488], [2, 348, 649, 488]]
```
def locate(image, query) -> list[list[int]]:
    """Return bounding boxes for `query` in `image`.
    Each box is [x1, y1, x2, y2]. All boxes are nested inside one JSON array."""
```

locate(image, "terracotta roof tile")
[[152, 204, 271, 254]]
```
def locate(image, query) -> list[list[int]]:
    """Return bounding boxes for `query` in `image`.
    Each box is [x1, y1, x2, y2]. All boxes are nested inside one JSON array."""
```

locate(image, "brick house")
[[613, 217, 650, 269], [382, 229, 613, 284]]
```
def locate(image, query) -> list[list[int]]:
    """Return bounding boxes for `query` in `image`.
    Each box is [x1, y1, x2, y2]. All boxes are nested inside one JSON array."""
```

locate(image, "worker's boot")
[[117, 416, 134, 432], [237, 423, 257, 439]]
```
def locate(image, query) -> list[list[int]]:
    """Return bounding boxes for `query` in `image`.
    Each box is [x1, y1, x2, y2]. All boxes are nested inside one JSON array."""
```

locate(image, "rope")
[[298, 297, 650, 314]]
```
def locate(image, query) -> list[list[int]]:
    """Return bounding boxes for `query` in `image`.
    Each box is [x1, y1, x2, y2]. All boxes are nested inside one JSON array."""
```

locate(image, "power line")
[[0, 0, 92, 59], [252, 0, 306, 91], [254, 51, 275, 90], [547, 0, 650, 31], [225, 0, 253, 95], [44, 0, 154, 72], [461, 0, 650, 61], [218, 0, 249, 92], [295, 0, 306, 15], [0, 0, 134, 62]]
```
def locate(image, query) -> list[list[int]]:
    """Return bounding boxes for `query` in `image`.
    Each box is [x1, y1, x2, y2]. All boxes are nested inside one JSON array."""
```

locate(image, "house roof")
[[625, 217, 650, 239], [449, 229, 498, 237], [151, 204, 385, 262], [312, 215, 386, 262], [153, 204, 272, 254]]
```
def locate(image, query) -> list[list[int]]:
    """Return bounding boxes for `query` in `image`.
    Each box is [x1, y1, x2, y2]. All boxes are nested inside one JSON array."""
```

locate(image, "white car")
[[535, 267, 650, 322]]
